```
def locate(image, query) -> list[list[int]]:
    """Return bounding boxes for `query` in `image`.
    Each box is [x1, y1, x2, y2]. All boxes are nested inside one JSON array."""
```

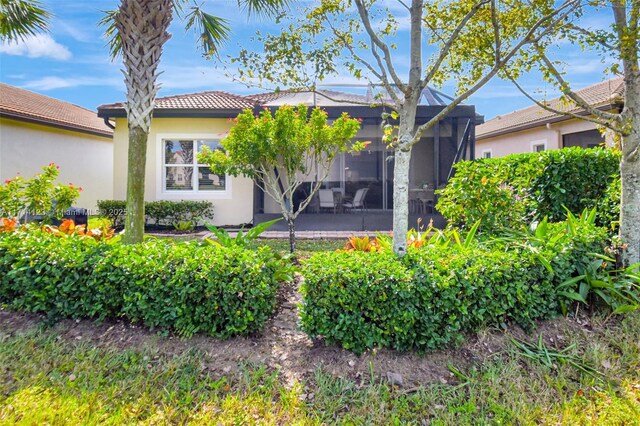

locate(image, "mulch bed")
[[0, 275, 598, 389]]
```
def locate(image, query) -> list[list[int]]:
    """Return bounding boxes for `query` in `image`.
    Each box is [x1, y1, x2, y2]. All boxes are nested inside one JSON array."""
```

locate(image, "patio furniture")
[[343, 188, 369, 212], [319, 189, 338, 213], [417, 189, 435, 213]]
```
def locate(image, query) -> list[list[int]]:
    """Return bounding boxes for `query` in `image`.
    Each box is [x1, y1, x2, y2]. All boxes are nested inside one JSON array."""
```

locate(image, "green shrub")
[[111, 242, 286, 337], [533, 148, 620, 222], [97, 200, 214, 229], [596, 176, 621, 233], [437, 147, 620, 232], [145, 200, 214, 227], [301, 217, 609, 354], [0, 230, 288, 337], [0, 231, 118, 320], [96, 200, 126, 228]]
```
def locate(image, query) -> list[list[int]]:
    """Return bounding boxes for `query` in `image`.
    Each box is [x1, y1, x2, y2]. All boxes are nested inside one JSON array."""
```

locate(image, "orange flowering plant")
[[0, 217, 18, 233], [43, 219, 116, 242], [0, 164, 81, 222]]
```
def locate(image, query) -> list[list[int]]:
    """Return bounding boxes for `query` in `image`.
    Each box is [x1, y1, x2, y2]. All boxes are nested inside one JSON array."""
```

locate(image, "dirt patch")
[[0, 278, 603, 389]]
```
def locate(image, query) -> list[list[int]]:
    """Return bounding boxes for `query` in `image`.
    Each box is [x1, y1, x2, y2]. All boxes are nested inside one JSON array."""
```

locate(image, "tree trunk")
[[116, 0, 172, 244], [123, 126, 148, 244], [619, 135, 640, 267], [392, 146, 412, 255], [392, 92, 420, 256], [287, 217, 296, 254]]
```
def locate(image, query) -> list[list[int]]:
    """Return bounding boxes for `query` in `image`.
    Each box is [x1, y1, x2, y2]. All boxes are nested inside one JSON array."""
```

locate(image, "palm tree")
[[0, 0, 50, 42], [102, 0, 288, 243]]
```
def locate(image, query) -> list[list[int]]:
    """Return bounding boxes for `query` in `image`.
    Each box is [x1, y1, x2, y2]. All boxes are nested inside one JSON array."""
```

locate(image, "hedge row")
[[437, 147, 620, 232], [96, 200, 214, 228], [0, 231, 287, 337], [301, 220, 608, 354]]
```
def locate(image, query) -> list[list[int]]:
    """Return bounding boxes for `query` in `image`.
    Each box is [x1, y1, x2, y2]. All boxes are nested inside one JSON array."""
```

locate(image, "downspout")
[[103, 118, 116, 130], [546, 123, 561, 149]]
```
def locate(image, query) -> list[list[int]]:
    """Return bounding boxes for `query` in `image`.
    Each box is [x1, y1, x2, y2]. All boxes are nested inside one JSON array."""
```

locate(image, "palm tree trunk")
[[116, 0, 172, 244], [124, 126, 148, 243]]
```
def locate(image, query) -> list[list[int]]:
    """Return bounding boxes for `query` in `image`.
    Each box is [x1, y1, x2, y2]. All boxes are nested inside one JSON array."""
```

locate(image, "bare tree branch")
[[630, 0, 639, 34], [506, 73, 620, 131], [394, 0, 411, 12], [370, 44, 403, 105], [353, 0, 406, 92], [322, 18, 401, 104], [564, 23, 617, 50], [536, 47, 620, 122], [490, 0, 501, 63]]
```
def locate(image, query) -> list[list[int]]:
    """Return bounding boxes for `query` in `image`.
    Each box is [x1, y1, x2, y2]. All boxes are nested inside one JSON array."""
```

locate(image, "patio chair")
[[417, 189, 435, 213], [343, 188, 369, 212], [319, 189, 338, 213]]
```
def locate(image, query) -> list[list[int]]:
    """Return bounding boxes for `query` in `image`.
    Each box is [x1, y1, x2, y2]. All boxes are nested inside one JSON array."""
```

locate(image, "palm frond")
[[238, 0, 290, 17], [184, 4, 230, 58], [98, 9, 122, 60], [0, 0, 50, 42]]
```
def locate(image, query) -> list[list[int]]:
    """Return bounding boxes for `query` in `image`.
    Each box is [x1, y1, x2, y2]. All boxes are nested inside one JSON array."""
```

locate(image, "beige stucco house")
[[98, 89, 482, 229], [0, 83, 114, 210], [476, 77, 624, 158]]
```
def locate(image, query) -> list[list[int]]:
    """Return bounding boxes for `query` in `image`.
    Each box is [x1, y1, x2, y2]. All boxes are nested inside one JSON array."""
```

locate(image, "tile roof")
[[0, 83, 112, 138], [477, 77, 625, 140], [98, 90, 256, 111]]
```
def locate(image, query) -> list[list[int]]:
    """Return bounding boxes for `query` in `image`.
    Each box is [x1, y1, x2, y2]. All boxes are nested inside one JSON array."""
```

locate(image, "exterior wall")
[[112, 117, 254, 226], [0, 117, 113, 211], [476, 117, 614, 158]]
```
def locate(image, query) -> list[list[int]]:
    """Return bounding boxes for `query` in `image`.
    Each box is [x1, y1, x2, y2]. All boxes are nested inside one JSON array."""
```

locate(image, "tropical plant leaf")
[[184, 6, 230, 58], [0, 0, 50, 42]]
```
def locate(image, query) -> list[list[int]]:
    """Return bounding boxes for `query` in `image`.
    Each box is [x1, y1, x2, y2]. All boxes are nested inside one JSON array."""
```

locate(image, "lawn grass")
[[1, 313, 639, 424], [249, 239, 344, 257]]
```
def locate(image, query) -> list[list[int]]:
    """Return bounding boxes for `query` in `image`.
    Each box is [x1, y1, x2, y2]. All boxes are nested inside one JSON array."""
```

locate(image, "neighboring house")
[[0, 83, 114, 211], [98, 89, 482, 229], [476, 77, 624, 158]]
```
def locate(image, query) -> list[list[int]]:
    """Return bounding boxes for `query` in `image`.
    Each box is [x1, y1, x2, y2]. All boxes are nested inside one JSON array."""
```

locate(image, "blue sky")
[[0, 1, 615, 120]]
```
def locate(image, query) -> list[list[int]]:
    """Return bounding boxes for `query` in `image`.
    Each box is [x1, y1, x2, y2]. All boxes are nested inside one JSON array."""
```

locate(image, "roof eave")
[[476, 102, 623, 141], [98, 104, 480, 122], [97, 108, 248, 119], [0, 111, 113, 139]]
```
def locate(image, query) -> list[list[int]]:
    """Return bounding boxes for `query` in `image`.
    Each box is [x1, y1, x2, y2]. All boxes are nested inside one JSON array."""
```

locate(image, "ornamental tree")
[[198, 105, 361, 253], [503, 0, 640, 267], [233, 0, 580, 255]]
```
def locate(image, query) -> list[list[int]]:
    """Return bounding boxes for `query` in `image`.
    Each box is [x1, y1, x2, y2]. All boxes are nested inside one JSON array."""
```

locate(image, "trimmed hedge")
[[96, 200, 214, 228], [437, 147, 620, 232], [301, 221, 608, 354], [0, 230, 287, 337]]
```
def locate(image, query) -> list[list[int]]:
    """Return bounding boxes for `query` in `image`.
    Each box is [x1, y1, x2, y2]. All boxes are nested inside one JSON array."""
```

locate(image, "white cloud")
[[22, 75, 122, 91], [0, 34, 72, 60], [158, 65, 241, 91], [56, 20, 93, 43]]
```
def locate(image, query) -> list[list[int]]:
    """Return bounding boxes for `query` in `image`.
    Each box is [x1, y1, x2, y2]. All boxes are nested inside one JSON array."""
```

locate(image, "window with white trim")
[[531, 141, 546, 153], [481, 149, 492, 159], [163, 139, 226, 192]]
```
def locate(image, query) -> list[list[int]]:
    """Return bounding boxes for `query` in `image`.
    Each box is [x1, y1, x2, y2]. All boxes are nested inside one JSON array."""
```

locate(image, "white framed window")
[[156, 134, 232, 200], [531, 140, 547, 153], [481, 149, 492, 159]]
